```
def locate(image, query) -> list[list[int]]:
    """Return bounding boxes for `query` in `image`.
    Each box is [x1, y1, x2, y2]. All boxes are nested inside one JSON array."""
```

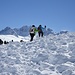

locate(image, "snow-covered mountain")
[[0, 26, 54, 36], [13, 26, 30, 36], [56, 30, 68, 35], [0, 32, 75, 75], [0, 26, 30, 37], [0, 27, 18, 37]]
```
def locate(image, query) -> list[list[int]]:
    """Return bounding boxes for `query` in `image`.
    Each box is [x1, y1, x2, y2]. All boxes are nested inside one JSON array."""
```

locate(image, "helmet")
[[32, 25, 35, 27], [39, 25, 41, 27]]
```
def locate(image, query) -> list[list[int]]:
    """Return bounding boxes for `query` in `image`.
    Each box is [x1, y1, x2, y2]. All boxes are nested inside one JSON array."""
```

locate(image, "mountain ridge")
[[0, 25, 54, 36]]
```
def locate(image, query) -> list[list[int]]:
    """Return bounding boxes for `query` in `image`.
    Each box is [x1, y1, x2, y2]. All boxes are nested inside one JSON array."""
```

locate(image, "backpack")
[[30, 27, 35, 33], [38, 26, 42, 32]]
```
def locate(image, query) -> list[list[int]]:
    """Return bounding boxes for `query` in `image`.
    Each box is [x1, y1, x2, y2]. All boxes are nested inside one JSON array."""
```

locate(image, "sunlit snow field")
[[0, 32, 75, 75]]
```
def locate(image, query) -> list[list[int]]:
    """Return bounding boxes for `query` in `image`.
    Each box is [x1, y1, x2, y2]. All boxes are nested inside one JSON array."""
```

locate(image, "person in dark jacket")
[[38, 25, 46, 37]]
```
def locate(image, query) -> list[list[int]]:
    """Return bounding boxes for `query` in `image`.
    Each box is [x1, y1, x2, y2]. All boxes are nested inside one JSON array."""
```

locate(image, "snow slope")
[[0, 35, 30, 42], [0, 32, 75, 75]]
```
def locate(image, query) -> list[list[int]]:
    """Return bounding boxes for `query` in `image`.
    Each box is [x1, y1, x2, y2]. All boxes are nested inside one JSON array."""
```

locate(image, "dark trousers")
[[38, 31, 43, 37], [30, 33, 35, 41]]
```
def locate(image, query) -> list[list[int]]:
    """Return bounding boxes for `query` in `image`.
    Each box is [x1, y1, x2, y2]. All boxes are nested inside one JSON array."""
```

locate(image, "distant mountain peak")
[[2, 27, 12, 31]]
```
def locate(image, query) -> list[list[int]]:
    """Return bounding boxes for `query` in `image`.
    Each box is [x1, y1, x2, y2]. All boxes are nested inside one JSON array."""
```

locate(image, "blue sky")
[[0, 0, 75, 32]]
